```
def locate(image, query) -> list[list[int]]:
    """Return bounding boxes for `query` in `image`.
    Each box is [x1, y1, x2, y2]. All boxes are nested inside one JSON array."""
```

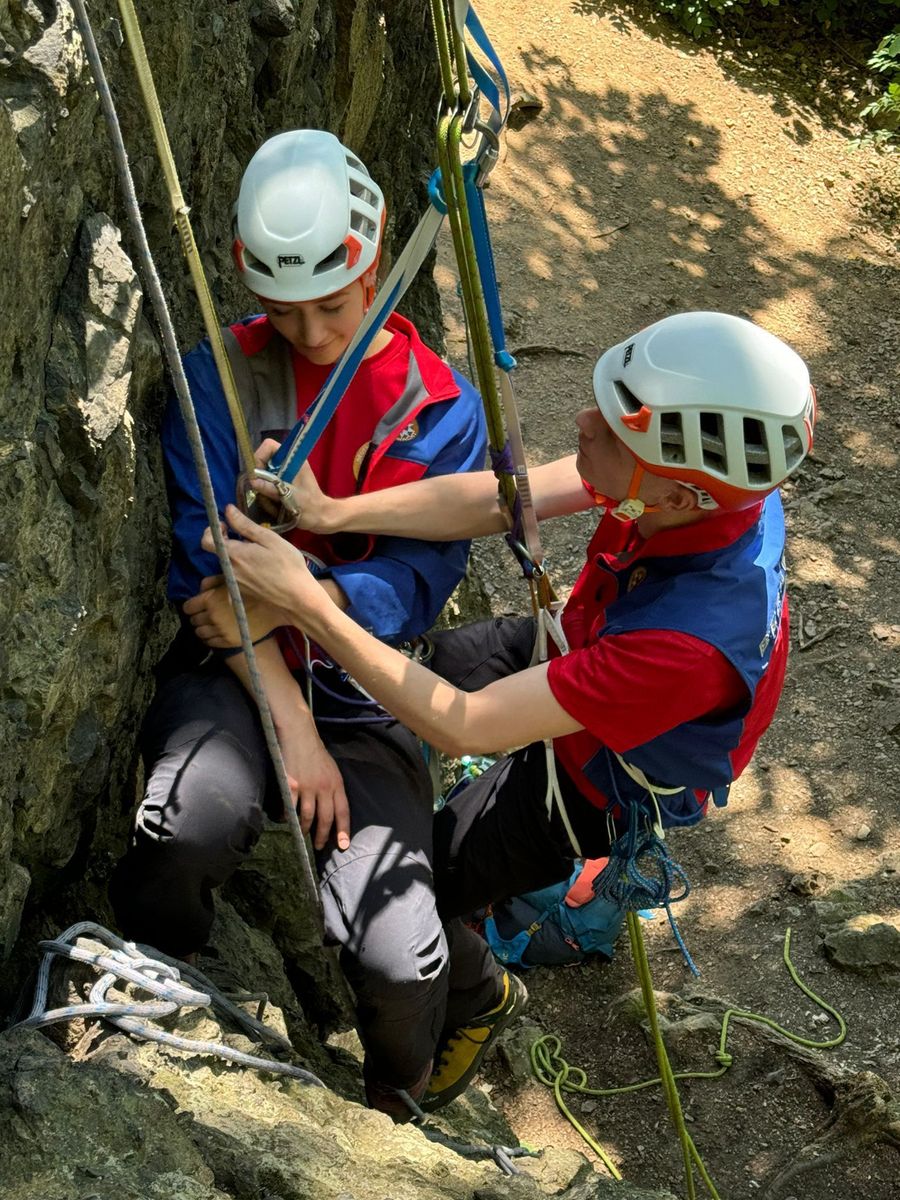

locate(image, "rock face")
[[0, 0, 443, 987], [0, 7, 583, 1194], [0, 935, 677, 1200]]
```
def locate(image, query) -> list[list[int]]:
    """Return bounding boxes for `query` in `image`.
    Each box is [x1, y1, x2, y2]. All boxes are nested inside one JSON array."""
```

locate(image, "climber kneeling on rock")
[[110, 128, 498, 1120], [189, 310, 817, 1112]]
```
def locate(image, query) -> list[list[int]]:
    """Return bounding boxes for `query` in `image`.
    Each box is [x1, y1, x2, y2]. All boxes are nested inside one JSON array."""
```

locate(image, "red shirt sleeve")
[[547, 629, 748, 754]]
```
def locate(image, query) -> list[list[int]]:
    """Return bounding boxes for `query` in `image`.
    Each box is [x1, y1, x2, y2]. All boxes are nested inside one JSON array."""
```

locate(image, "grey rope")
[[419, 1128, 536, 1177], [69, 0, 320, 913], [16, 923, 534, 1177], [13, 922, 326, 1087], [392, 1087, 538, 1177]]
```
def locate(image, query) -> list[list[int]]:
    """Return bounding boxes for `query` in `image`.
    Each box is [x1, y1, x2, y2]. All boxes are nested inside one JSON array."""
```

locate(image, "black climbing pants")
[[110, 617, 611, 1089]]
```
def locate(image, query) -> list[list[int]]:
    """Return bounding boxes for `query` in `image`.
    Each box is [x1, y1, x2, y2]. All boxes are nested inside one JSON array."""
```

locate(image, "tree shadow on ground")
[[462, 23, 900, 1112], [570, 0, 884, 142]]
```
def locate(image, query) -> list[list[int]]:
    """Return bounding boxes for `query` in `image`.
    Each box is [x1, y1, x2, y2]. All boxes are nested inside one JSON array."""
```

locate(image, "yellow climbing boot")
[[420, 971, 528, 1112]]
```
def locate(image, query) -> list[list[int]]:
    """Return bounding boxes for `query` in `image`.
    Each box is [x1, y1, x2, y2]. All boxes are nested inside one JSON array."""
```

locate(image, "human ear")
[[662, 484, 700, 513]]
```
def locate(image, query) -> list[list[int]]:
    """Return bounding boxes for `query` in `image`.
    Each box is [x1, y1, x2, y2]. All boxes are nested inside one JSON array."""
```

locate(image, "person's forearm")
[[315, 471, 508, 541], [310, 455, 589, 542], [226, 637, 314, 733]]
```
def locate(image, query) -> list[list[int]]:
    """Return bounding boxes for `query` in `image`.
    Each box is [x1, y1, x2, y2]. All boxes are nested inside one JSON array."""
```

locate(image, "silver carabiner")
[[473, 121, 501, 187], [462, 85, 482, 134], [236, 467, 300, 534]]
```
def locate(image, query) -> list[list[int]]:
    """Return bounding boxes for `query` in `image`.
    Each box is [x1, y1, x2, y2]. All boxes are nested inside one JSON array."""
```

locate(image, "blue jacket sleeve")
[[162, 341, 241, 603], [329, 369, 487, 643]]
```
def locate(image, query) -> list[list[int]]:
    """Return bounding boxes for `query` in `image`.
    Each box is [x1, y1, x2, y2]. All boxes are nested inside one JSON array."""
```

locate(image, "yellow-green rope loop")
[[529, 928, 846, 1193], [428, 1, 457, 106]]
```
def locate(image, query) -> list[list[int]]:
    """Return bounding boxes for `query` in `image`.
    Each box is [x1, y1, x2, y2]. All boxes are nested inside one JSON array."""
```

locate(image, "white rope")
[[532, 606, 583, 857], [613, 754, 691, 840], [13, 922, 326, 1086]]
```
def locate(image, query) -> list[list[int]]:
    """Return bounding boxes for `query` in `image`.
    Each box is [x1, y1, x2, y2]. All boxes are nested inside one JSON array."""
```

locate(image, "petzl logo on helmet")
[[277, 254, 306, 267], [623, 343, 634, 367]]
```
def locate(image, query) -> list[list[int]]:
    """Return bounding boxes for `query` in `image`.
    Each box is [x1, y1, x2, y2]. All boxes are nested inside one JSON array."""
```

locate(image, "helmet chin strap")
[[361, 266, 378, 311], [608, 462, 661, 522]]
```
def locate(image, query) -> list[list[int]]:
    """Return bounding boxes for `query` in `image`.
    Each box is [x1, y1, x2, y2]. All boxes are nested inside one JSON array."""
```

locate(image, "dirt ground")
[[433, 2, 900, 1197]]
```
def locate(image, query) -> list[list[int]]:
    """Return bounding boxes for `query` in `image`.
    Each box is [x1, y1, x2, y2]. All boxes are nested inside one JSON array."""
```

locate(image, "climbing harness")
[[530, 927, 846, 1196], [13, 921, 326, 1086], [70, 0, 321, 917]]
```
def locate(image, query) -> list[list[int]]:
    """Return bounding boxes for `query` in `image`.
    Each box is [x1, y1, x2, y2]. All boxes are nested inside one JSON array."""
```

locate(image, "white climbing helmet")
[[592, 311, 816, 510], [232, 129, 386, 303]]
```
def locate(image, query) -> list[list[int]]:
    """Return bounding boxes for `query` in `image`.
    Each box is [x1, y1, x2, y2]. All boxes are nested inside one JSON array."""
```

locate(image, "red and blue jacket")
[[547, 495, 789, 826], [162, 312, 487, 645]]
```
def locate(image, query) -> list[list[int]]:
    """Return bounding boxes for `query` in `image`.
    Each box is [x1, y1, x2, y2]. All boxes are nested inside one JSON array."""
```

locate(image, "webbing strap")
[[532, 606, 583, 857], [269, 204, 445, 484], [464, 175, 511, 369], [71, 0, 321, 916], [458, 2, 510, 134]]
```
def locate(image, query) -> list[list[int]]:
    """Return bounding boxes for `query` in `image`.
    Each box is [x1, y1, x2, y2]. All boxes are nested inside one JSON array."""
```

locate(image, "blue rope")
[[593, 759, 700, 976]]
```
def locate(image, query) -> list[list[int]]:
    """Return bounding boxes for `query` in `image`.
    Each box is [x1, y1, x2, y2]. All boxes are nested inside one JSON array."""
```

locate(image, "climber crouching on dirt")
[[109, 129, 493, 1118], [188, 310, 817, 1113]]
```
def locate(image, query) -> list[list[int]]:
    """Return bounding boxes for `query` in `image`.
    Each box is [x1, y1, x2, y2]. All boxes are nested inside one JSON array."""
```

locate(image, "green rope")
[[627, 911, 712, 1200], [530, 928, 846, 1194], [428, 1, 520, 523]]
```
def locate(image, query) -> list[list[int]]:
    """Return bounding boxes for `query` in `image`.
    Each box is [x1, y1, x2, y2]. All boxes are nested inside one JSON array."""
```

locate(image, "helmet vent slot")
[[350, 210, 377, 241], [699, 411, 728, 475], [313, 244, 348, 276], [782, 425, 804, 470], [349, 178, 378, 208], [613, 380, 643, 415], [243, 247, 274, 278], [659, 412, 686, 464], [743, 416, 771, 482]]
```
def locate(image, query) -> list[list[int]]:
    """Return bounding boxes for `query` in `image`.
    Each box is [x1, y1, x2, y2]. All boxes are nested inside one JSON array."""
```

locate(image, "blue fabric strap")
[[269, 204, 445, 484], [463, 5, 510, 130], [269, 274, 406, 482], [463, 165, 516, 371]]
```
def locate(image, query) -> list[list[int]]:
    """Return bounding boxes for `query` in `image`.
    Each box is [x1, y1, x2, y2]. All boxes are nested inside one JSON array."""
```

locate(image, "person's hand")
[[249, 443, 340, 536], [182, 576, 286, 649], [201, 505, 326, 622], [254, 437, 282, 471], [278, 715, 351, 851]]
